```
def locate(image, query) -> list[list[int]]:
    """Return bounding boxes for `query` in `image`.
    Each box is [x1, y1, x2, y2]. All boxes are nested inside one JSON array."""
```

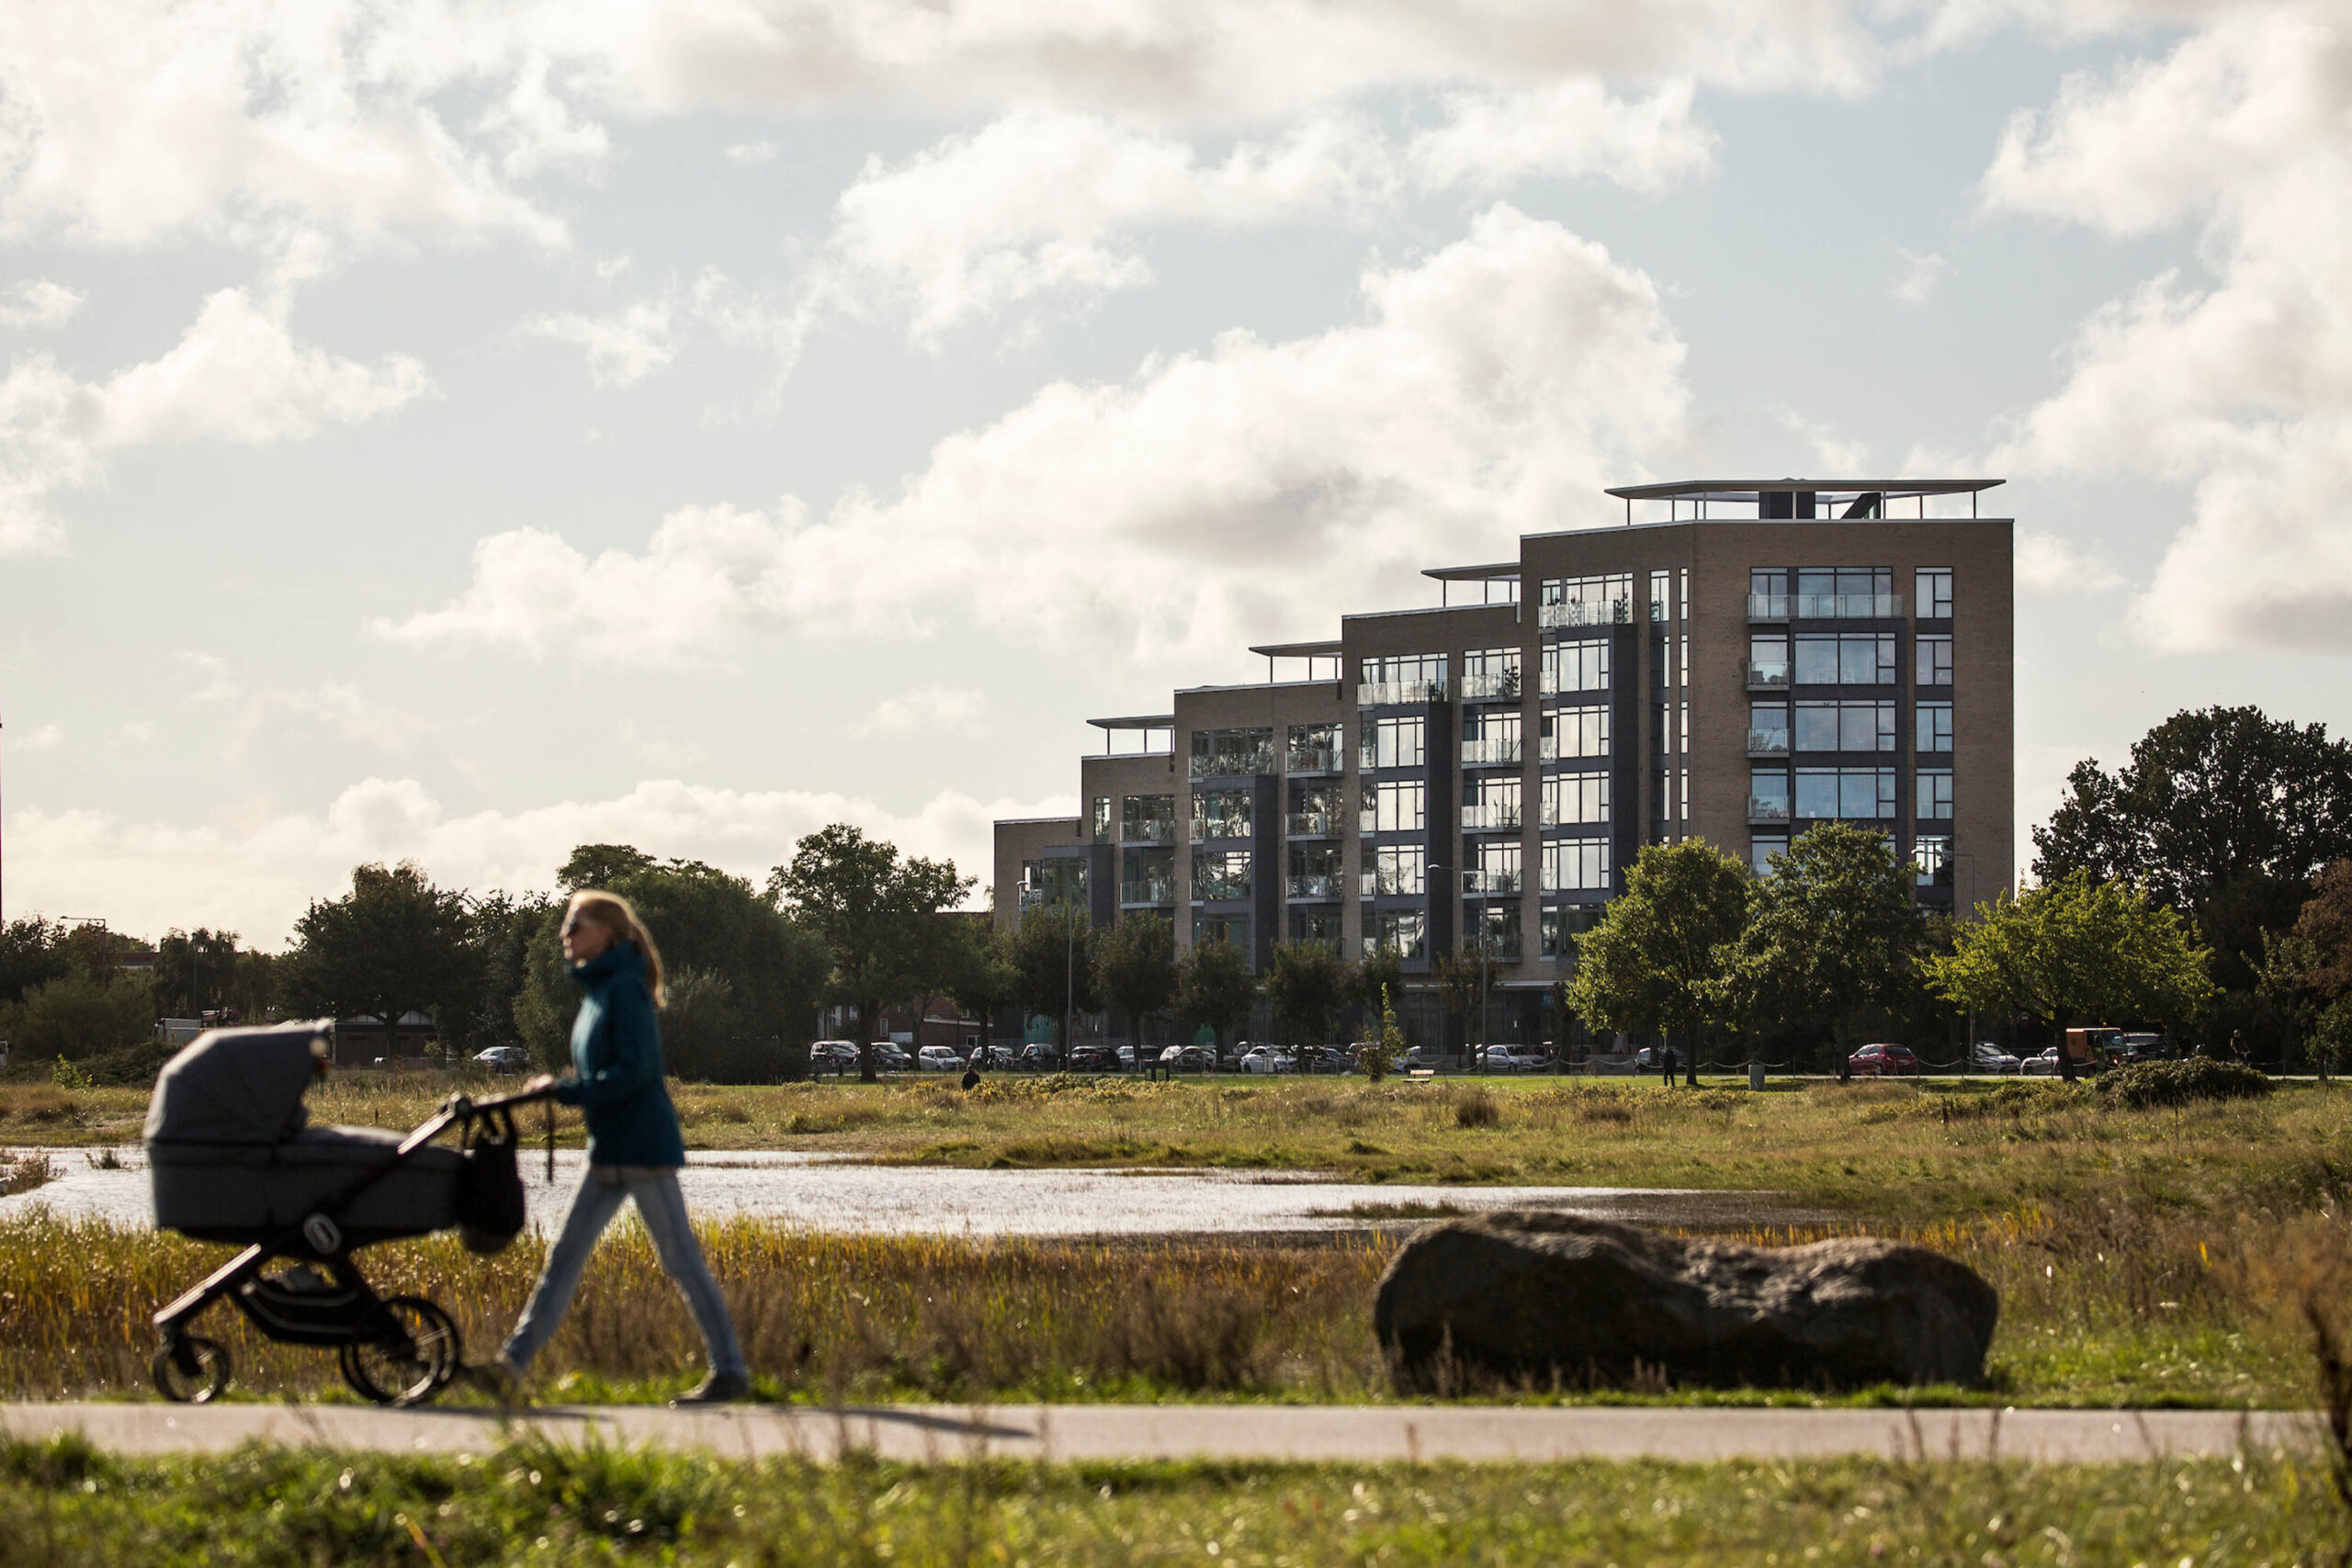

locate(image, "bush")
[[0, 974, 153, 1061], [2098, 1057, 2272, 1110]]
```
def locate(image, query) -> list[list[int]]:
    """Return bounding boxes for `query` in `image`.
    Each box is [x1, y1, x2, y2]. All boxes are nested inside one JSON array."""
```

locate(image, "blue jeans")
[[501, 1166, 746, 1379]]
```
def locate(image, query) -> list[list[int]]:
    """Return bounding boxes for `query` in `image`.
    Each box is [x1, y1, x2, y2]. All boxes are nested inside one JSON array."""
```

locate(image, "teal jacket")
[[555, 942, 686, 1168]]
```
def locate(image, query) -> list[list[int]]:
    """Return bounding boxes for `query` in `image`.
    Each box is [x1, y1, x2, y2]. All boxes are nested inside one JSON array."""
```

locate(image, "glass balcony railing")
[[1193, 876, 1252, 902], [1462, 803, 1522, 831], [1746, 592, 1790, 621], [1539, 802, 1609, 828], [1285, 811, 1338, 838], [1120, 878, 1174, 906], [1461, 737, 1522, 767], [1285, 747, 1342, 774], [1121, 818, 1178, 844], [1747, 797, 1792, 825], [1191, 818, 1254, 842], [1357, 679, 1448, 707], [1285, 873, 1340, 901], [1459, 671, 1522, 702], [1744, 660, 1791, 690], [1462, 868, 1523, 895], [1537, 599, 1632, 629], [1746, 728, 1791, 757], [1747, 592, 1906, 620], [1538, 671, 1610, 697], [1190, 750, 1273, 779], [1360, 869, 1424, 897]]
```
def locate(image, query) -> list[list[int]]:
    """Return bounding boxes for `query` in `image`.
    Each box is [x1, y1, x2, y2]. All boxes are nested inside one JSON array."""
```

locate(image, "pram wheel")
[[339, 1296, 461, 1406], [152, 1336, 231, 1404]]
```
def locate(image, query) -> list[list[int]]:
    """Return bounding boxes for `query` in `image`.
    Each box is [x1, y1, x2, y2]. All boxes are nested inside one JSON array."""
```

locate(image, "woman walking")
[[485, 889, 749, 1404]]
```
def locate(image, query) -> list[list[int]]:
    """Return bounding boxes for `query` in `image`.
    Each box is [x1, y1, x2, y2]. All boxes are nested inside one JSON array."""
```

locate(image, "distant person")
[[481, 890, 748, 1405], [1660, 1043, 1678, 1085], [2230, 1029, 2247, 1066]]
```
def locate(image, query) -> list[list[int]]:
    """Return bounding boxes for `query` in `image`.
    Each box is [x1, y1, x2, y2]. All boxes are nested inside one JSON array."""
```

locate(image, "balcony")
[[1462, 803, 1522, 832], [1360, 869, 1424, 897], [1746, 592, 1790, 622], [1189, 750, 1273, 779], [1285, 873, 1341, 901], [1463, 868, 1523, 896], [1285, 746, 1342, 774], [1459, 671, 1522, 702], [1537, 671, 1610, 698], [1461, 736, 1522, 767], [1120, 878, 1174, 906], [1190, 818, 1254, 843], [1193, 876, 1253, 902], [1744, 659, 1791, 691], [1746, 728, 1791, 758], [1537, 599, 1632, 629], [1357, 679, 1448, 707], [1539, 736, 1609, 762], [1121, 819, 1178, 845], [1747, 797, 1792, 825], [1285, 810, 1339, 838]]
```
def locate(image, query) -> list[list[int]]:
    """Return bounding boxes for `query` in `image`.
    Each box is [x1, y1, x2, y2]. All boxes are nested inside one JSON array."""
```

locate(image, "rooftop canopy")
[[1086, 714, 1175, 730], [1244, 639, 1342, 659], [1604, 478, 2004, 502], [1602, 477, 2003, 523], [1419, 562, 1520, 582]]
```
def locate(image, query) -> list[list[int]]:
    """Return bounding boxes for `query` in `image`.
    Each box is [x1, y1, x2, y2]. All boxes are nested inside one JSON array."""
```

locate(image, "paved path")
[[0, 1404, 2318, 1465]]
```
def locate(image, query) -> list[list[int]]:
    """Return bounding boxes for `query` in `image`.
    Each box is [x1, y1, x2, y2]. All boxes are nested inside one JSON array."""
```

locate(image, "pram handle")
[[439, 1084, 561, 1120]]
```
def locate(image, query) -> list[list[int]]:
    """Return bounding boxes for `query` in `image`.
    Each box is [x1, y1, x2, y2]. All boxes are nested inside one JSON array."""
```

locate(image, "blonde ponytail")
[[567, 889, 666, 1007]]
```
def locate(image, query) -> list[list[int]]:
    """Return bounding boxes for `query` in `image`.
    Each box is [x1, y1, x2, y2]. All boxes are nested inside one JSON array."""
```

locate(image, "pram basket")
[[143, 1021, 549, 1405]]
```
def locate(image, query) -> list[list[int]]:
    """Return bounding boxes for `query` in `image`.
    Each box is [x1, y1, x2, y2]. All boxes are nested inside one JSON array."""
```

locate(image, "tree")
[[2259, 859, 2352, 1077], [559, 844, 658, 891], [0, 971, 154, 1060], [1262, 940, 1346, 1048], [1177, 936, 1256, 1053], [1360, 986, 1405, 1081], [1724, 824, 1927, 1078], [1351, 945, 1403, 1041], [280, 863, 478, 1063], [768, 825, 975, 1081], [2035, 706, 2352, 991], [1566, 840, 1750, 1086], [0, 918, 70, 1009], [1432, 948, 1504, 1058], [933, 913, 1020, 1054], [444, 892, 555, 1053], [1927, 871, 2216, 1082], [1096, 913, 1178, 1061], [1008, 901, 1100, 1054]]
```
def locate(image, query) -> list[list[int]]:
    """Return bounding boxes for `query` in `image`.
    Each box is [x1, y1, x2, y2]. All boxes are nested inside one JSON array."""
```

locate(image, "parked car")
[[1478, 1046, 1550, 1074], [2021, 1046, 2062, 1077], [1969, 1042, 2022, 1074], [811, 1040, 858, 1071], [1239, 1046, 1295, 1075], [871, 1043, 910, 1072], [1632, 1045, 1655, 1070], [1068, 1045, 1118, 1072], [918, 1045, 963, 1072], [2118, 1032, 2172, 1064], [1019, 1043, 1063, 1071], [1158, 1043, 1215, 1073], [1399, 1045, 1447, 1071], [1847, 1043, 1921, 1077], [472, 1046, 530, 1074], [972, 1044, 1016, 1070], [1114, 1044, 1137, 1069]]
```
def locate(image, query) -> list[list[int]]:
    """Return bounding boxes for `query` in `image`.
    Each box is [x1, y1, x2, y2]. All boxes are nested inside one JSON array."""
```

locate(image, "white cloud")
[[2015, 527, 2123, 593], [382, 204, 1688, 671], [185, 664, 434, 762], [478, 53, 611, 180], [724, 141, 779, 165], [1889, 248, 1951, 306], [16, 722, 62, 750], [0, 279, 83, 330], [1406, 78, 1715, 196], [1981, 3, 2352, 650], [0, 288, 430, 552], [525, 296, 678, 388], [855, 685, 990, 739], [2, 775, 1059, 946], [526, 269, 809, 392]]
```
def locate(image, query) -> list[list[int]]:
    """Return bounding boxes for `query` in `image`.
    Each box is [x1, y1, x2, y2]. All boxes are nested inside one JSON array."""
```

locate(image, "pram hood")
[[143, 1020, 333, 1145]]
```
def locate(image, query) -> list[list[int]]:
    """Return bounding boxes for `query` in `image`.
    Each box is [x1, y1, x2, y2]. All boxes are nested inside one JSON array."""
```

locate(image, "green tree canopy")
[[281, 863, 479, 1062], [444, 892, 555, 1052], [0, 918, 70, 1009], [1926, 870, 2216, 1082], [1724, 824, 1927, 1074], [1095, 912, 1177, 1056], [0, 971, 154, 1061], [1432, 947, 1505, 1054], [1566, 839, 1750, 1082], [1262, 940, 1346, 1047], [933, 913, 1020, 1050], [1351, 945, 1402, 1025], [767, 824, 975, 1080], [1008, 901, 1100, 1052], [2034, 705, 2352, 989], [1177, 936, 1256, 1051], [559, 844, 659, 891]]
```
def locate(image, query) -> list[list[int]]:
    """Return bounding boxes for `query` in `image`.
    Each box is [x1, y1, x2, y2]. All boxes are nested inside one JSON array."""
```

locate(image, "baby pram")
[[143, 1020, 550, 1405]]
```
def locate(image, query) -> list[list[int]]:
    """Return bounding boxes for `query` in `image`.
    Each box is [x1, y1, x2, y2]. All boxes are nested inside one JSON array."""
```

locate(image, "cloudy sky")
[[3, 0, 2346, 946]]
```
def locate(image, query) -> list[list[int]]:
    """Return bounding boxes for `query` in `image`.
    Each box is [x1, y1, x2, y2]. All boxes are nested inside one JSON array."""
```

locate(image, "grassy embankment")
[[0, 1431, 2342, 1568], [1, 1078, 2346, 1409]]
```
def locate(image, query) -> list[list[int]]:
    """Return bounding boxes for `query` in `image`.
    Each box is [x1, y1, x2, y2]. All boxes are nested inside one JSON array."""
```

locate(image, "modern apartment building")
[[993, 479, 2013, 1038]]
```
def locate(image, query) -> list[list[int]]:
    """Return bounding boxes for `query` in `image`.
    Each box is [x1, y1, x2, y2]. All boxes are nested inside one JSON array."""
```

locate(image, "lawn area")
[[0, 1430, 2339, 1567]]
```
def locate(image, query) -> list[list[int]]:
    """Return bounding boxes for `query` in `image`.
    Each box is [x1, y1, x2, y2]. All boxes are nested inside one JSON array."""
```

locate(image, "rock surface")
[[1374, 1212, 1998, 1392]]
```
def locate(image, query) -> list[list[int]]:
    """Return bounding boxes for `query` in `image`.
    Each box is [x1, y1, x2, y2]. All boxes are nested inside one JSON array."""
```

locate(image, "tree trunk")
[[1834, 1017, 1852, 1083], [1684, 1019, 1701, 1088], [857, 998, 879, 1084], [2055, 1015, 2077, 1084]]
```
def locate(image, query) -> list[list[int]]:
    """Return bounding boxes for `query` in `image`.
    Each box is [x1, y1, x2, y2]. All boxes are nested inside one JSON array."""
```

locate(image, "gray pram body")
[[145, 1021, 465, 1247]]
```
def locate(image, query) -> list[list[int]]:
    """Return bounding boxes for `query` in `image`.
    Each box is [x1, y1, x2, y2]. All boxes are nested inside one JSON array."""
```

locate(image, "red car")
[[1846, 1043, 1921, 1077]]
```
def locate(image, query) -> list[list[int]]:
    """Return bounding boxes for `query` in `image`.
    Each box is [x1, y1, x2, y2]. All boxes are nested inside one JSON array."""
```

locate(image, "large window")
[[1543, 839, 1612, 893], [1286, 723, 1340, 773], [1537, 573, 1634, 627], [1463, 773, 1521, 830], [1363, 909, 1427, 960], [1796, 767, 1896, 820], [1361, 715, 1426, 770], [1541, 905, 1601, 960], [1543, 772, 1610, 826], [1750, 768, 1791, 822], [1916, 635, 1952, 686], [1917, 701, 1954, 753], [1021, 858, 1089, 908], [1749, 633, 1791, 686], [1795, 567, 1894, 618], [1541, 637, 1611, 694], [1470, 840, 1522, 895], [1190, 727, 1273, 778], [1543, 705, 1611, 759], [1750, 701, 1790, 754], [1362, 778, 1425, 834], [1121, 846, 1174, 906], [1917, 568, 1953, 619], [1461, 647, 1521, 700], [1191, 788, 1253, 840], [1364, 843, 1425, 897], [1749, 835, 1787, 875], [1795, 633, 1897, 685], [1794, 700, 1896, 752], [1196, 913, 1252, 952], [1287, 782, 1342, 836], [1917, 768, 1953, 820], [1914, 834, 1954, 887], [1461, 706, 1521, 765], [1473, 903, 1523, 960], [1122, 794, 1177, 843], [1192, 850, 1253, 901], [1359, 654, 1447, 705], [1286, 842, 1341, 898], [1289, 909, 1341, 944], [1090, 795, 1111, 842]]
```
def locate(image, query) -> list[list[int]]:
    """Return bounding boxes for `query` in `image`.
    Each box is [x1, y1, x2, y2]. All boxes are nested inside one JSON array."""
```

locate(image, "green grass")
[[1, 1432, 2343, 1567]]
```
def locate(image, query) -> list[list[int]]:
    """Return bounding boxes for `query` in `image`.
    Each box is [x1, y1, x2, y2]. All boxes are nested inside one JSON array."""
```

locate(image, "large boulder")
[[1374, 1212, 1997, 1393]]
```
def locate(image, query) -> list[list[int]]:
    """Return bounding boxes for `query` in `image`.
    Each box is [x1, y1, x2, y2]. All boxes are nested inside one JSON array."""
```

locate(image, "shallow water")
[[1, 1145, 1817, 1237]]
